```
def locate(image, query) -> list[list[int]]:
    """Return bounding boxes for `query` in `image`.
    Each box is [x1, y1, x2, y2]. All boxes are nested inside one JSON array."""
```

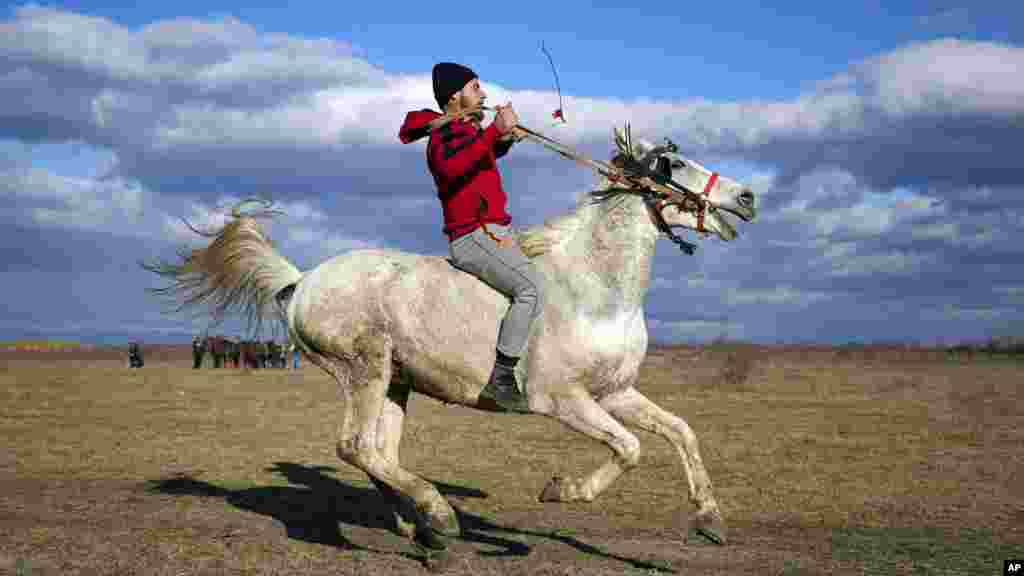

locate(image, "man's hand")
[[494, 102, 519, 135], [499, 126, 526, 143]]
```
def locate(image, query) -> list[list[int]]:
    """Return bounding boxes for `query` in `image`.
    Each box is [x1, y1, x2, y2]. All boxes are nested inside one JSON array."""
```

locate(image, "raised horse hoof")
[[692, 510, 727, 545], [538, 476, 566, 502]]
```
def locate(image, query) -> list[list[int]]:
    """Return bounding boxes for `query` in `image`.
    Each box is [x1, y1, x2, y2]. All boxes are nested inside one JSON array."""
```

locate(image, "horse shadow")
[[147, 462, 674, 572]]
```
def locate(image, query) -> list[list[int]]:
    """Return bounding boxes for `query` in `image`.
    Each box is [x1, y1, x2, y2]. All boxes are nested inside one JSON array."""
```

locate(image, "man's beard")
[[464, 97, 485, 122]]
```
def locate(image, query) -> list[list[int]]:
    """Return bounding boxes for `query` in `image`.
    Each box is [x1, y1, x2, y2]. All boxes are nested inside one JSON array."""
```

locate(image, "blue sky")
[[2, 2, 1023, 345]]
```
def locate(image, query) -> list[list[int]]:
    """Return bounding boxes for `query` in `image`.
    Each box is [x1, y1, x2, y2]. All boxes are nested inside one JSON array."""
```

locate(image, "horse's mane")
[[517, 210, 587, 258], [517, 164, 646, 259]]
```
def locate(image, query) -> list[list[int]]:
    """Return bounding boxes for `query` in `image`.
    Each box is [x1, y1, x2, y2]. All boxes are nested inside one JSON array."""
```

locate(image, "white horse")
[[145, 124, 756, 553]]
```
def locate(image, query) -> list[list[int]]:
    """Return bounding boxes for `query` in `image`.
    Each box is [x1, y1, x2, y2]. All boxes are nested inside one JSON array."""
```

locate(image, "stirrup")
[[480, 379, 531, 413]]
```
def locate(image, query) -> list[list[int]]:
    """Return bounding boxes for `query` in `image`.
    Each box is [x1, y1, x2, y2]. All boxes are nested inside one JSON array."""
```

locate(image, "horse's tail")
[[141, 199, 303, 335]]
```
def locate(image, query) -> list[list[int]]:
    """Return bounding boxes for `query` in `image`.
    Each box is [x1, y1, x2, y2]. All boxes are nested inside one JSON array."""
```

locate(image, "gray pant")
[[449, 224, 544, 358]]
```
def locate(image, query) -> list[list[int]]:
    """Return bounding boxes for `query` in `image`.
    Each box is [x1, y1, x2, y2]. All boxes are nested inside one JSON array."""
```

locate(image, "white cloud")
[[1, 159, 385, 268], [1, 165, 148, 234], [762, 167, 953, 244], [910, 221, 960, 242], [827, 250, 938, 278], [1, 6, 149, 81], [7, 7, 1024, 159], [158, 194, 386, 266], [814, 202, 895, 237], [283, 220, 380, 255], [686, 38, 1024, 147], [953, 209, 1024, 251], [820, 240, 858, 262], [866, 39, 1024, 117], [651, 275, 710, 291], [1, 6, 367, 88], [647, 317, 739, 339], [747, 171, 777, 197], [817, 192, 946, 237], [161, 201, 234, 243], [277, 199, 327, 224], [926, 304, 1016, 322], [994, 286, 1024, 304], [725, 285, 833, 306]]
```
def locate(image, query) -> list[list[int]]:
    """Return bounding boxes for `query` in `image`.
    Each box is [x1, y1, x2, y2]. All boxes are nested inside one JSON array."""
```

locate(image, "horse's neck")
[[544, 194, 658, 315]]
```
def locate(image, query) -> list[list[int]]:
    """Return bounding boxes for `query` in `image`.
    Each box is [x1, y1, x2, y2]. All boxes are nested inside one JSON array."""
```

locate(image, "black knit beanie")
[[432, 62, 478, 110]]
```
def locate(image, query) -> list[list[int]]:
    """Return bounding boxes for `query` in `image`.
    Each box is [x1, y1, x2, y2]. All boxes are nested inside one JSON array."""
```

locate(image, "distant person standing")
[[286, 339, 300, 369], [192, 336, 205, 369], [128, 342, 144, 368], [229, 339, 241, 368]]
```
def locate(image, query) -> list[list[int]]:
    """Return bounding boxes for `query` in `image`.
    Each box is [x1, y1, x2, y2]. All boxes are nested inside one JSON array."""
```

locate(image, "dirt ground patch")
[[1, 346, 1021, 574]]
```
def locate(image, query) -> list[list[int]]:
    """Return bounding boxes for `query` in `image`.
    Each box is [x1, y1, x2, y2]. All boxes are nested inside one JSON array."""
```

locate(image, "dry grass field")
[[1, 343, 1021, 575]]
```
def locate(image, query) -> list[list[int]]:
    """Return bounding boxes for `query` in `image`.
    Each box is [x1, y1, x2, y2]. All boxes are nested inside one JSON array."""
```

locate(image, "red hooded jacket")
[[399, 110, 515, 242]]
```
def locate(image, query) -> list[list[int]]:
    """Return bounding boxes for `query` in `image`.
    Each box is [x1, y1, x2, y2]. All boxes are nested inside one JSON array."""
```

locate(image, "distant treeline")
[[942, 336, 1024, 356], [1, 340, 92, 351], [651, 336, 1024, 358]]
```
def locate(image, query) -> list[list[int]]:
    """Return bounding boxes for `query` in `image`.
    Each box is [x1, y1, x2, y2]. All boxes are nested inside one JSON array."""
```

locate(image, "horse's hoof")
[[415, 526, 452, 551], [692, 510, 727, 545], [538, 476, 565, 502], [420, 547, 463, 574], [415, 511, 461, 551], [394, 515, 417, 540]]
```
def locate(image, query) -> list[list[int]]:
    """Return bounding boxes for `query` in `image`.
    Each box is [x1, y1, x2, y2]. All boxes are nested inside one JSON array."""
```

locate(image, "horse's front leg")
[[601, 386, 726, 544], [538, 390, 641, 502]]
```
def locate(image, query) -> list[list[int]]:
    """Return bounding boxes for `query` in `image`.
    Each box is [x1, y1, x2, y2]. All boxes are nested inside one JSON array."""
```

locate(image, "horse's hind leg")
[[325, 337, 460, 549], [368, 379, 418, 539], [601, 386, 726, 544]]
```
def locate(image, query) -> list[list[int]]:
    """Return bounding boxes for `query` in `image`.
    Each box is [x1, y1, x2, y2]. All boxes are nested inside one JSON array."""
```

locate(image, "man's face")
[[454, 78, 486, 112]]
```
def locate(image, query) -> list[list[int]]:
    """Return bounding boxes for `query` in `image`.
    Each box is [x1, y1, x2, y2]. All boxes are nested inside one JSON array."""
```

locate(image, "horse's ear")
[[614, 123, 636, 158], [614, 126, 628, 155]]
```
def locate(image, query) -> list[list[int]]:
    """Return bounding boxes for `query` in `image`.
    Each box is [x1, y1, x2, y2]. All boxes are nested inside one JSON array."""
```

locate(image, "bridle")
[[608, 144, 720, 255], [414, 109, 719, 255], [402, 44, 728, 255]]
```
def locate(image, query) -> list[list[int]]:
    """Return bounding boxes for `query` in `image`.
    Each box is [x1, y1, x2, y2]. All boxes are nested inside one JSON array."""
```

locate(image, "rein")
[[430, 108, 708, 202], [422, 108, 714, 254], [645, 172, 717, 255]]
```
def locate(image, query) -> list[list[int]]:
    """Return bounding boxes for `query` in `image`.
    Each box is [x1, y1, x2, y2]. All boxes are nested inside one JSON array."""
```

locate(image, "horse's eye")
[[671, 161, 685, 169], [655, 157, 672, 178]]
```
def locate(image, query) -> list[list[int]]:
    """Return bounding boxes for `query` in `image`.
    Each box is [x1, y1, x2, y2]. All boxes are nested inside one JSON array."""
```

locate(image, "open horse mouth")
[[727, 209, 754, 223]]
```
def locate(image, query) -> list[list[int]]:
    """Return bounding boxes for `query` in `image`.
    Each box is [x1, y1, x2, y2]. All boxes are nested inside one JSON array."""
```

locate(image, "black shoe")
[[480, 366, 531, 413]]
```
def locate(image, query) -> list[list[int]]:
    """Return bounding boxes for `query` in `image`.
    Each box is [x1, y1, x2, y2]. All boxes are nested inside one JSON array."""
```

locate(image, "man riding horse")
[[145, 60, 759, 551], [128, 342, 144, 368], [401, 62, 542, 413]]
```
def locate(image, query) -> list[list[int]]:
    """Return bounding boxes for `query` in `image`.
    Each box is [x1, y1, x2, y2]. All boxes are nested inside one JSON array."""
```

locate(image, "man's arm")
[[494, 133, 517, 158]]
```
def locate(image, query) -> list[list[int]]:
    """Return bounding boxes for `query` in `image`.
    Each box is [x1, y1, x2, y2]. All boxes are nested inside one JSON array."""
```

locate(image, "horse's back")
[[291, 248, 513, 403]]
